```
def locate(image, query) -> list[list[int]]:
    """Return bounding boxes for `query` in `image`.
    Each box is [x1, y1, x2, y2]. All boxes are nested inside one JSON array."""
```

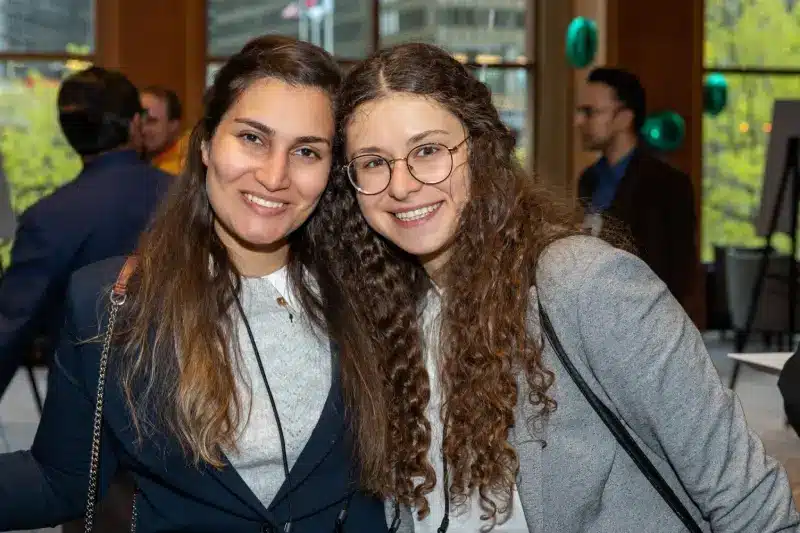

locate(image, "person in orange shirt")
[[141, 86, 186, 175]]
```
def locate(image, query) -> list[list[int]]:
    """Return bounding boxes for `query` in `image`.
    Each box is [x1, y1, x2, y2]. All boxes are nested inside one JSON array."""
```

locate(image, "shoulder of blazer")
[[621, 149, 683, 197], [631, 149, 688, 180], [66, 256, 131, 336]]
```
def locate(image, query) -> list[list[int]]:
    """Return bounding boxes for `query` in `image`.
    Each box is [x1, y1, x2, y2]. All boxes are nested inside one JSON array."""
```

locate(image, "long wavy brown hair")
[[114, 35, 341, 467], [310, 43, 589, 522]]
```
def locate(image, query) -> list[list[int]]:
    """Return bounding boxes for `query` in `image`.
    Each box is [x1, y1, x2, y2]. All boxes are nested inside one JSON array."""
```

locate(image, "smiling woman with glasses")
[[309, 42, 800, 533]]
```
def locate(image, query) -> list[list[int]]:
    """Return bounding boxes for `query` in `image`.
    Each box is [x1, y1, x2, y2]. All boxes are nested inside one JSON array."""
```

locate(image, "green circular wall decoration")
[[640, 111, 686, 152], [703, 73, 728, 116], [566, 17, 598, 68]]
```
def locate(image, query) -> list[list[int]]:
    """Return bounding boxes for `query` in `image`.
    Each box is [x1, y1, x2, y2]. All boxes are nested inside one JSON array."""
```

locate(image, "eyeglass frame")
[[344, 136, 470, 195]]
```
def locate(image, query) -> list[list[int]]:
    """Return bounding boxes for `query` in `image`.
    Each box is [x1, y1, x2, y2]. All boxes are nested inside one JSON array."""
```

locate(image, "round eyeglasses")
[[345, 137, 469, 195]]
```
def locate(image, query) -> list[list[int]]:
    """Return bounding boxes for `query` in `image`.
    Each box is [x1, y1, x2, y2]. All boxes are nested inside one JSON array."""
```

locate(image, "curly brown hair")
[[114, 35, 341, 467], [309, 43, 590, 522]]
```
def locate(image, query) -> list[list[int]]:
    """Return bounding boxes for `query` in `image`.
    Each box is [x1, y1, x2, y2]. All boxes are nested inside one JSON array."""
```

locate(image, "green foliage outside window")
[[703, 0, 800, 261], [0, 50, 90, 265]]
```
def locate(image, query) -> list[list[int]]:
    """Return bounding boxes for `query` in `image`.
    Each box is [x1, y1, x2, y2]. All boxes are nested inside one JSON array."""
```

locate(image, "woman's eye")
[[240, 132, 262, 145], [416, 144, 440, 157], [360, 157, 385, 169], [295, 147, 320, 159]]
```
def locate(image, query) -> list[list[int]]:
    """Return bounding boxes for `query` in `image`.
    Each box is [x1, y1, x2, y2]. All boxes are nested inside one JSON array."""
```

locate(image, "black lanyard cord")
[[439, 452, 450, 533], [232, 282, 355, 532], [233, 290, 294, 532]]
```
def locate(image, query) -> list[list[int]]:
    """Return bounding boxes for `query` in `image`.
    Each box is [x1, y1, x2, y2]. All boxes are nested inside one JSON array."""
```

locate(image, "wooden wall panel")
[[95, 0, 206, 127], [605, 0, 703, 184], [534, 1, 576, 194], [604, 0, 705, 327]]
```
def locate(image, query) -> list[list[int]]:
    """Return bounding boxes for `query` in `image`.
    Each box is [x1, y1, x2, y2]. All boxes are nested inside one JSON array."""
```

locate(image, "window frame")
[[0, 0, 96, 64], [205, 0, 536, 169]]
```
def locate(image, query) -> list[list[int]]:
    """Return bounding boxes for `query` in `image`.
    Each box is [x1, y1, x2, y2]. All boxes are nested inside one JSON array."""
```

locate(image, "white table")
[[727, 352, 793, 375]]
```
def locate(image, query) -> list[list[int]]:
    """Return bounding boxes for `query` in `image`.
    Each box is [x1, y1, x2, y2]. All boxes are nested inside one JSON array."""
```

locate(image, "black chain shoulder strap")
[[84, 257, 139, 533]]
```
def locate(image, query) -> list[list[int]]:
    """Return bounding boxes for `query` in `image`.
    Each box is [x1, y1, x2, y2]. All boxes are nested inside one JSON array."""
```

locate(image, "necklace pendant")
[[276, 296, 294, 323]]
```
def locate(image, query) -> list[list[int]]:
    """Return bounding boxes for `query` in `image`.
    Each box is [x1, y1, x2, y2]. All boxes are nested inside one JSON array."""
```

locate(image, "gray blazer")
[[387, 236, 799, 532]]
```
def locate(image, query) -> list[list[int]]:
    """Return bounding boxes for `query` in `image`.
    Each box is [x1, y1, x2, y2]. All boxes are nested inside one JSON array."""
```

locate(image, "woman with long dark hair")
[[312, 42, 800, 532], [0, 36, 387, 533]]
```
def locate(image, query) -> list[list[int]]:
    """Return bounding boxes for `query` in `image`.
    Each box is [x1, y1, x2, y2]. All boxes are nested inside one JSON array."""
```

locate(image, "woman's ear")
[[201, 140, 210, 167]]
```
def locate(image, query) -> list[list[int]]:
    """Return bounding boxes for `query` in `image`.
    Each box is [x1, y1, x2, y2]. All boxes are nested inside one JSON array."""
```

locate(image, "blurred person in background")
[[0, 66, 169, 401], [141, 85, 186, 175], [575, 67, 698, 314]]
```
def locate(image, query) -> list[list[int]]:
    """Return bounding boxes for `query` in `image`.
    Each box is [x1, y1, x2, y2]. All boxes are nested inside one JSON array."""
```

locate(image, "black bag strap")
[[84, 257, 139, 533], [538, 303, 703, 533]]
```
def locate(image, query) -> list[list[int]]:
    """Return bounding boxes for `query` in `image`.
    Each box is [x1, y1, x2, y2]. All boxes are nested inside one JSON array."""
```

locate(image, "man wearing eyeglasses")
[[575, 67, 698, 316]]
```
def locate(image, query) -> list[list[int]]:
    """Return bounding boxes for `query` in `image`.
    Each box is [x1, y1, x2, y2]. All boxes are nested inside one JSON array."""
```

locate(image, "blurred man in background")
[[575, 67, 698, 313], [0, 67, 169, 400], [141, 85, 185, 175]]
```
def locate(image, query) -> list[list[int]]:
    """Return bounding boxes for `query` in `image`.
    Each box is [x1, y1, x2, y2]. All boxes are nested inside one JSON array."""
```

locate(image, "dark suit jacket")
[[0, 150, 168, 399], [578, 147, 698, 311], [0, 257, 388, 533]]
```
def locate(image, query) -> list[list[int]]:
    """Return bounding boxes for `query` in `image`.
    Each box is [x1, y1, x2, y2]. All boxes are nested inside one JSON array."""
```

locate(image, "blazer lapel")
[[268, 340, 347, 511], [101, 367, 276, 524], [606, 148, 642, 222], [578, 166, 596, 203], [208, 339, 346, 524], [202, 456, 276, 522], [105, 335, 345, 528]]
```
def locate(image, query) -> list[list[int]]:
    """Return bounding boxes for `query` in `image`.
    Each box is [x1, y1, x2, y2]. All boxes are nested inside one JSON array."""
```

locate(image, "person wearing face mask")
[[575, 68, 699, 315], [311, 43, 800, 533], [0, 36, 388, 533], [0, 67, 169, 403]]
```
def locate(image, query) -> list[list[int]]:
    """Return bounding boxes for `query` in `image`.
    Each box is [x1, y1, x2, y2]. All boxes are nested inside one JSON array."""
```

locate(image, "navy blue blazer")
[[0, 150, 169, 399], [0, 257, 388, 532]]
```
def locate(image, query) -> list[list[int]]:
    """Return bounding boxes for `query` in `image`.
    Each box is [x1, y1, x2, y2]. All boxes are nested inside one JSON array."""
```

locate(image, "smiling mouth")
[[392, 202, 443, 221], [243, 193, 286, 209]]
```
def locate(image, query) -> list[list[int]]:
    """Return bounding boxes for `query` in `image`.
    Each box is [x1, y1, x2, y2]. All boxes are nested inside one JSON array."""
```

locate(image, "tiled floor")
[[1, 333, 799, 532]]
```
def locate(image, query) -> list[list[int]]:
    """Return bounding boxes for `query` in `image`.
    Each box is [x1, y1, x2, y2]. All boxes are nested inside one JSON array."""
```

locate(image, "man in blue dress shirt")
[[0, 67, 169, 400], [576, 67, 698, 314]]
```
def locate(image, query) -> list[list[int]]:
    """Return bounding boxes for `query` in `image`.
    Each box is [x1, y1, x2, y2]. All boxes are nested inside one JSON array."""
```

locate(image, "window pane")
[[0, 60, 85, 261], [379, 1, 531, 64], [0, 0, 94, 54], [206, 62, 222, 87], [705, 0, 800, 69], [207, 0, 372, 59], [473, 67, 531, 164], [702, 74, 800, 260]]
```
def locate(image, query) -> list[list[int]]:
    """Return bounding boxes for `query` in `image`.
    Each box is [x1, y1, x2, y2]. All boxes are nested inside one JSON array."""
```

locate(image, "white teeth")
[[394, 202, 442, 221], [244, 193, 285, 209]]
